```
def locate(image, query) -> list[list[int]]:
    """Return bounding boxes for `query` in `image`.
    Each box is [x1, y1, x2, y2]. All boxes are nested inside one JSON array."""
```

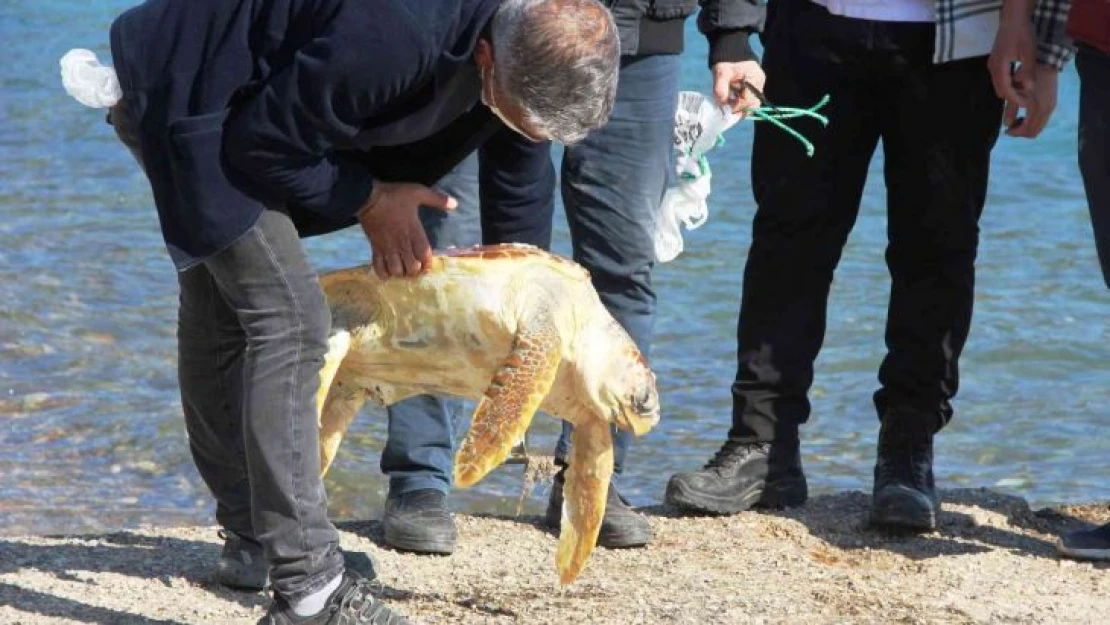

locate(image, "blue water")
[[2, 1, 1107, 536]]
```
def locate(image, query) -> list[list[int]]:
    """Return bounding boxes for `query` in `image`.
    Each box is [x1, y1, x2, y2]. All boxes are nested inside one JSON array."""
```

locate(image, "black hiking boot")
[[543, 467, 652, 548], [258, 570, 410, 624], [870, 410, 941, 531], [216, 529, 268, 591], [664, 440, 808, 514], [382, 489, 457, 555]]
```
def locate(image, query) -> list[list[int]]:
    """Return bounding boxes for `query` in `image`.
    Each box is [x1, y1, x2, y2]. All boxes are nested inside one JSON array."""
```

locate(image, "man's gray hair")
[[491, 0, 620, 145]]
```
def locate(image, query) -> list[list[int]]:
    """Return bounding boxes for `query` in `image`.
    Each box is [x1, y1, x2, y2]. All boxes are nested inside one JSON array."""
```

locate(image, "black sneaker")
[[543, 469, 652, 548], [870, 414, 940, 531], [216, 529, 268, 591], [382, 489, 457, 555], [258, 570, 410, 624], [664, 440, 808, 514], [1058, 523, 1110, 561]]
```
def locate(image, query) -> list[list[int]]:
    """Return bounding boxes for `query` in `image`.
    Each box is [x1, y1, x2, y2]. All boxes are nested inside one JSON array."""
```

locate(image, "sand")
[[1, 488, 1108, 624]]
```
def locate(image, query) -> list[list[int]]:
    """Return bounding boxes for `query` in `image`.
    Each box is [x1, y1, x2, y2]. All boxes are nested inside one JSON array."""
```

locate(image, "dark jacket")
[[606, 0, 766, 66], [109, 0, 503, 270]]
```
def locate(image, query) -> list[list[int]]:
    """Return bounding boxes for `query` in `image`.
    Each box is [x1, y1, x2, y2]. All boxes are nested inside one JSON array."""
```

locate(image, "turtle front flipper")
[[555, 416, 613, 585], [317, 331, 366, 476], [455, 310, 561, 488]]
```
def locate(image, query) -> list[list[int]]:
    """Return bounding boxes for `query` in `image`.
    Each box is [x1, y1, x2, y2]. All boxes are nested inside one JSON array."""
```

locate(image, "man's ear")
[[474, 38, 493, 70]]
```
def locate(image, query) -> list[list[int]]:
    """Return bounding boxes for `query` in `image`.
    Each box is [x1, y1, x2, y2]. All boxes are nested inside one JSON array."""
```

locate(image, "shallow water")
[[2, 1, 1107, 536]]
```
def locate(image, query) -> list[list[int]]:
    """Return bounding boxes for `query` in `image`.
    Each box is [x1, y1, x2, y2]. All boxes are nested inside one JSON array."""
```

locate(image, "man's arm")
[[697, 0, 767, 113], [697, 0, 766, 67], [1032, 0, 1075, 70], [223, 9, 434, 221]]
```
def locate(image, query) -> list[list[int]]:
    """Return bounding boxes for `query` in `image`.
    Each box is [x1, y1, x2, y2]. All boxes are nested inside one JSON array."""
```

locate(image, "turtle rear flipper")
[[455, 309, 561, 488], [555, 416, 613, 585], [316, 331, 351, 421]]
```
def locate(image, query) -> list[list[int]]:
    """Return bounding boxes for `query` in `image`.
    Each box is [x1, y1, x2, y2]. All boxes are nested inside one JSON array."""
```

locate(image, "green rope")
[[678, 154, 711, 182], [739, 94, 831, 157], [679, 94, 831, 182]]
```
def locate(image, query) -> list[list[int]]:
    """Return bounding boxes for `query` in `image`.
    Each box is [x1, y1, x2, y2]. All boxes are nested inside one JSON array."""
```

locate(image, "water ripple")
[[2, 5, 1108, 535]]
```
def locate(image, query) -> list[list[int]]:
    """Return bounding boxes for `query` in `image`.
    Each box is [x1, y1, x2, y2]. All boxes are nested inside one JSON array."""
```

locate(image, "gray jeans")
[[177, 210, 342, 602], [110, 104, 343, 603]]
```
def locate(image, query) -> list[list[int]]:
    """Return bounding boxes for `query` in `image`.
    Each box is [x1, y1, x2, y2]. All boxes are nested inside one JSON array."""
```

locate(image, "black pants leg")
[[1076, 45, 1110, 289], [729, 5, 884, 444], [875, 55, 1002, 430], [730, 3, 1001, 443]]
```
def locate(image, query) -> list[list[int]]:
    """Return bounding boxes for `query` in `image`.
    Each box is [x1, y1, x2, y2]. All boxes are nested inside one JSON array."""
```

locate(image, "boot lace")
[[704, 440, 763, 472], [333, 578, 406, 625]]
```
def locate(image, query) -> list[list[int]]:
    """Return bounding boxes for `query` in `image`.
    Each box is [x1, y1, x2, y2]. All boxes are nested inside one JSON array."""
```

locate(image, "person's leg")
[[869, 26, 1002, 530], [201, 209, 342, 603], [1075, 45, 1110, 290], [478, 127, 557, 249], [177, 266, 252, 535], [381, 153, 480, 555], [542, 53, 679, 547], [113, 102, 404, 625], [110, 96, 271, 589], [1058, 44, 1110, 560], [176, 263, 275, 588], [380, 129, 558, 553], [665, 4, 882, 514]]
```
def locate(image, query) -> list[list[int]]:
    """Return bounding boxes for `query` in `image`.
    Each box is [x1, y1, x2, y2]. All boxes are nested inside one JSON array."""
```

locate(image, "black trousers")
[[729, 1, 1003, 444], [1076, 44, 1110, 289]]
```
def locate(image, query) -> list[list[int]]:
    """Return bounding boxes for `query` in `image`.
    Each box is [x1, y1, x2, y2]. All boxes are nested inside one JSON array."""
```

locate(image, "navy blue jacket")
[[109, 0, 506, 270]]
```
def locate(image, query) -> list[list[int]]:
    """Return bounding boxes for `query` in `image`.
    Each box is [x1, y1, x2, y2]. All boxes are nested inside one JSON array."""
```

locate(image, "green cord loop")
[[743, 94, 831, 157]]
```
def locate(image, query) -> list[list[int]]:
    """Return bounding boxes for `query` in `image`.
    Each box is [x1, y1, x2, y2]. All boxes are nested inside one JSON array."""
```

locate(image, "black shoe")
[[1057, 523, 1110, 561], [216, 529, 268, 591], [543, 469, 652, 548], [258, 570, 410, 624], [216, 530, 379, 592], [664, 440, 808, 514], [870, 412, 940, 531], [382, 489, 457, 555]]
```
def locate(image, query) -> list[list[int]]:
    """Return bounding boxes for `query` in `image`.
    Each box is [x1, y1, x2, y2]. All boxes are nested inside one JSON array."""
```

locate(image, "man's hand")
[[1005, 63, 1059, 138], [712, 60, 766, 116], [988, 10, 1037, 113], [988, 3, 1058, 139], [357, 182, 457, 279]]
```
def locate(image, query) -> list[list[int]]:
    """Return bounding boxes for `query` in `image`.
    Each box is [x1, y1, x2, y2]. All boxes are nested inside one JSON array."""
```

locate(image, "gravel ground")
[[1, 488, 1108, 624]]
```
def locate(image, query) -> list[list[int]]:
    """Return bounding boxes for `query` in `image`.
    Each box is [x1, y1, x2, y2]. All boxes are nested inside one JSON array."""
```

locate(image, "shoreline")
[[1, 488, 1108, 624]]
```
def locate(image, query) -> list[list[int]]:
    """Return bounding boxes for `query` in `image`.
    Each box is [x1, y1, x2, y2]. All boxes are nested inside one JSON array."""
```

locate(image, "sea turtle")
[[314, 243, 661, 585]]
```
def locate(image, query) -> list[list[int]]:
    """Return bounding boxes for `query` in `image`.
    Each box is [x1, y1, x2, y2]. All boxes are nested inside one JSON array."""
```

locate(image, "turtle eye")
[[632, 389, 655, 413]]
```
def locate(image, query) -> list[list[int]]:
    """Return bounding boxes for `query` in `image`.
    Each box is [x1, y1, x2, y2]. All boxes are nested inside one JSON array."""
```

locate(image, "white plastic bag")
[[654, 91, 740, 263], [60, 49, 122, 109], [655, 167, 712, 262]]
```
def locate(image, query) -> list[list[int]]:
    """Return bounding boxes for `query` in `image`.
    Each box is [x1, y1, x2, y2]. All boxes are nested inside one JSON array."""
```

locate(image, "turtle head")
[[612, 349, 660, 436], [583, 318, 660, 437]]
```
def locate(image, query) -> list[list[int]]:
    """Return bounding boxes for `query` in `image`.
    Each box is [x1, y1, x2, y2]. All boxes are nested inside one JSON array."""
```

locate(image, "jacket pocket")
[[646, 0, 697, 20], [169, 110, 231, 147], [166, 109, 263, 252]]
